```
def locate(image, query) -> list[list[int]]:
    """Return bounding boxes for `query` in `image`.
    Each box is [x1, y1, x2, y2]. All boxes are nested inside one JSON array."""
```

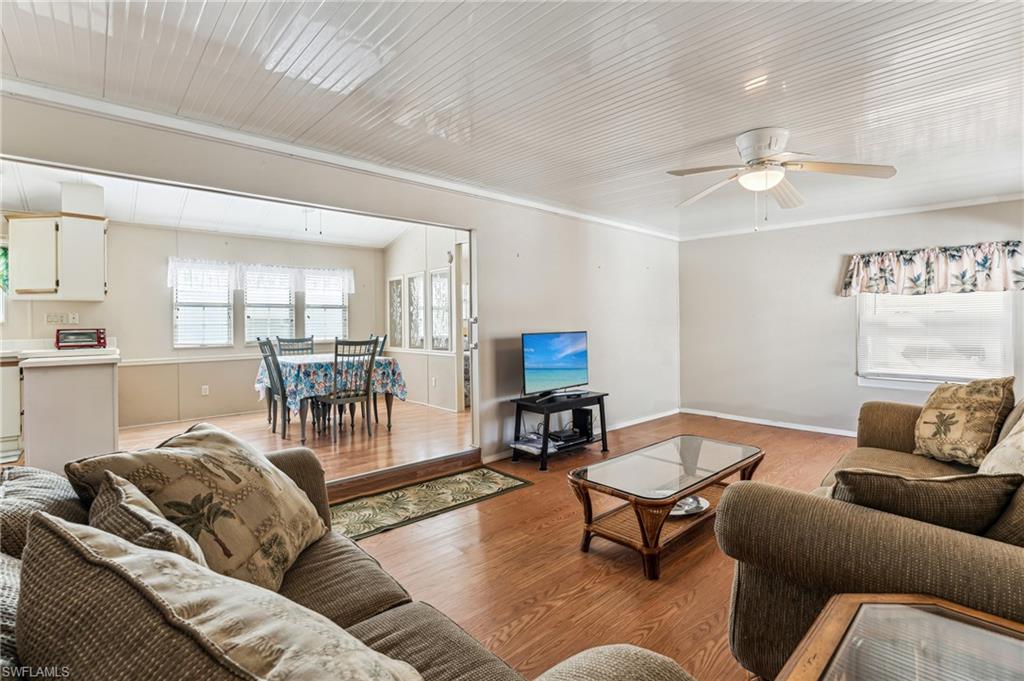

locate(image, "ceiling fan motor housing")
[[736, 127, 790, 164]]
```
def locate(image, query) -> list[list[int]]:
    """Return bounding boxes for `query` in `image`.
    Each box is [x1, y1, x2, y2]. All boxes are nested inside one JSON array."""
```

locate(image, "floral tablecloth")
[[255, 354, 408, 413]]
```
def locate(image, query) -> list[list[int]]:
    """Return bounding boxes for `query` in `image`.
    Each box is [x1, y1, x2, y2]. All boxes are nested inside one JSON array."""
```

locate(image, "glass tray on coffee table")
[[567, 434, 763, 580]]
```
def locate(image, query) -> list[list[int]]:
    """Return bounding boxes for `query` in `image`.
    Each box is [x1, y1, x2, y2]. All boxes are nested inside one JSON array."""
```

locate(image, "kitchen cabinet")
[[20, 350, 119, 473], [8, 215, 107, 301], [0, 360, 20, 462]]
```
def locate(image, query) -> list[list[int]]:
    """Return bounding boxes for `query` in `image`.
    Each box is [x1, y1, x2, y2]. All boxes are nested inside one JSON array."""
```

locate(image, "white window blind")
[[173, 263, 233, 347], [244, 269, 294, 343], [304, 270, 348, 340], [857, 292, 1013, 383]]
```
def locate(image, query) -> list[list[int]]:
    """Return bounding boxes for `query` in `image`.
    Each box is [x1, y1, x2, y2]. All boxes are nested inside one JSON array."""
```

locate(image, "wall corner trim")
[[678, 407, 857, 438]]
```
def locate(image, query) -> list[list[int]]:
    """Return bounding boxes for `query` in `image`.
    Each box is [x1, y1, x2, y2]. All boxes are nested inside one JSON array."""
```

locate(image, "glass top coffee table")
[[568, 434, 763, 580]]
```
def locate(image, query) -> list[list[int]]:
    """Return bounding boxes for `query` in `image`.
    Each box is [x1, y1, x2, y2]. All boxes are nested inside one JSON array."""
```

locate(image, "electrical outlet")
[[69, 312, 80, 324], [45, 313, 68, 325], [201, 385, 210, 396]]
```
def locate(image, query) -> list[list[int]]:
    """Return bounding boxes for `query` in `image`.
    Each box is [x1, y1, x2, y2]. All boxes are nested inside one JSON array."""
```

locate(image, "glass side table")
[[777, 594, 1024, 681]]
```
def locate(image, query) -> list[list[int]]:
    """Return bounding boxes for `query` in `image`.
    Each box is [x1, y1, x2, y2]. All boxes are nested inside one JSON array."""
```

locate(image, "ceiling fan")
[[667, 127, 896, 209]]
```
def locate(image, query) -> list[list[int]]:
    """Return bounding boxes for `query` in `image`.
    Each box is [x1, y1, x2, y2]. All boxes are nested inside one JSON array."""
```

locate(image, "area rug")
[[329, 467, 531, 540]]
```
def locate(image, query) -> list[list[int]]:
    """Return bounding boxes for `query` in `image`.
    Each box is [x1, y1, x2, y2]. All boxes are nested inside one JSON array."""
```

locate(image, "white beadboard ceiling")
[[1, 159, 412, 248], [1, 1, 1022, 241]]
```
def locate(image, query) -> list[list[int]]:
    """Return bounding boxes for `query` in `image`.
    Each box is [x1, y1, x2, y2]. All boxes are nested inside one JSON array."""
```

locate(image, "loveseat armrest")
[[266, 447, 331, 528], [534, 645, 694, 681], [715, 481, 1024, 622], [857, 401, 921, 453]]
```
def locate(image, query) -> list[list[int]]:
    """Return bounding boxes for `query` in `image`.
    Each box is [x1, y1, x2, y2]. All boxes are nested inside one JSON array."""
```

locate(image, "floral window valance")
[[841, 240, 1024, 296]]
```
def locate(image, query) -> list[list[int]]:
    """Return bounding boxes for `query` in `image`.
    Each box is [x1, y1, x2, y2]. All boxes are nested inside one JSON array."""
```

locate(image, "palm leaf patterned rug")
[[330, 467, 530, 540]]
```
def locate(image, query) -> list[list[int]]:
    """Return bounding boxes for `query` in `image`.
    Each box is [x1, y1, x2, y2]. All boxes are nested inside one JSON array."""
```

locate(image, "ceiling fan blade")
[[762, 151, 811, 161], [769, 178, 804, 209], [667, 165, 744, 177], [783, 161, 896, 178], [677, 174, 737, 208]]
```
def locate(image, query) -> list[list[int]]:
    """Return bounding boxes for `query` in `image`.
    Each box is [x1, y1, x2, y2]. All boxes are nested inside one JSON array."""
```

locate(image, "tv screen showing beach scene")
[[522, 331, 589, 394]]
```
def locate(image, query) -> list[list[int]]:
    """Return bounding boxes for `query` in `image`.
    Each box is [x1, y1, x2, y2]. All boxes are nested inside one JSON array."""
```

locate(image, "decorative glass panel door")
[[430, 267, 451, 351], [407, 273, 425, 349], [387, 277, 403, 348]]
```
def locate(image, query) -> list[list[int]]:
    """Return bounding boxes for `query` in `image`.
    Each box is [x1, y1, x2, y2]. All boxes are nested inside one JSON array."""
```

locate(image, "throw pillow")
[[65, 423, 326, 591], [979, 415, 1024, 476], [832, 468, 1023, 534], [980, 418, 1024, 547], [17, 512, 421, 681], [0, 466, 87, 558], [913, 377, 1015, 466], [89, 471, 207, 566]]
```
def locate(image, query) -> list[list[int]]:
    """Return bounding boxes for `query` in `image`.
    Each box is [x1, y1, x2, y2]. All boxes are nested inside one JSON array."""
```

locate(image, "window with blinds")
[[173, 263, 233, 347], [304, 270, 348, 341], [244, 270, 294, 343], [856, 292, 1013, 383]]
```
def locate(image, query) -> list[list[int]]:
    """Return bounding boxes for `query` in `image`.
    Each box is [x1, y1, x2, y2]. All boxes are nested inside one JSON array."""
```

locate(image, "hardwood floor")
[[357, 413, 854, 681], [118, 399, 473, 482]]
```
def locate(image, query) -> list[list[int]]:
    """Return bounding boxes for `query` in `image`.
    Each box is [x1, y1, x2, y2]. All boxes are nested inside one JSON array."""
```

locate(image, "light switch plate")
[[69, 312, 80, 324], [45, 312, 68, 325], [201, 385, 210, 396]]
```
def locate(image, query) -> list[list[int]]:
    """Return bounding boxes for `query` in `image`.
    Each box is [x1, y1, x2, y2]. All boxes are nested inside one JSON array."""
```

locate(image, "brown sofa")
[[714, 400, 1024, 680], [1, 447, 695, 681]]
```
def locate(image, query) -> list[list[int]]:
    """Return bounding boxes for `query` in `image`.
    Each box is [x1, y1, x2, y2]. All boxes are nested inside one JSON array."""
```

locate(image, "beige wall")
[[1, 98, 682, 456], [2, 219, 385, 426], [679, 200, 1024, 433], [383, 224, 466, 412]]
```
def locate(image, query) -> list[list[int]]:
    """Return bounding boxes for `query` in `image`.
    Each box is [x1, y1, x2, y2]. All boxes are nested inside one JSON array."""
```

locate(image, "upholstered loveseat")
[[1, 446, 694, 681], [715, 400, 1024, 680]]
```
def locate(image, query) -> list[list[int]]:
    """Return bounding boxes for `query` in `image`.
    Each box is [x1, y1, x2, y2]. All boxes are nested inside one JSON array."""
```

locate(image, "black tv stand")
[[510, 391, 609, 471]]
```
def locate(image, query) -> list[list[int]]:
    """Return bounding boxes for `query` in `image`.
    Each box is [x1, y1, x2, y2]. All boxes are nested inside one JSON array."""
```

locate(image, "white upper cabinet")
[[8, 216, 107, 301]]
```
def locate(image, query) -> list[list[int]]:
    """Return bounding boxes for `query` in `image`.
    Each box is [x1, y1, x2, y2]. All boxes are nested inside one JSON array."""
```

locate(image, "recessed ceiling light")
[[744, 75, 768, 91]]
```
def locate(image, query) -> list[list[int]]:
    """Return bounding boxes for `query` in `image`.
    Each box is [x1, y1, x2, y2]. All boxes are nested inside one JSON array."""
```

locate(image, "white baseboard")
[[678, 407, 856, 438]]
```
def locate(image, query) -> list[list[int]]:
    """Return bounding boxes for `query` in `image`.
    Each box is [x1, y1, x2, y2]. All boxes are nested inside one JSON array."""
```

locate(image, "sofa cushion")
[[913, 377, 1015, 466], [279, 530, 411, 629], [832, 469, 1022, 534], [348, 602, 523, 681], [89, 471, 207, 565], [820, 447, 973, 487], [0, 553, 19, 670], [986, 488, 1024, 547], [17, 512, 421, 681], [0, 466, 87, 558], [65, 422, 327, 591]]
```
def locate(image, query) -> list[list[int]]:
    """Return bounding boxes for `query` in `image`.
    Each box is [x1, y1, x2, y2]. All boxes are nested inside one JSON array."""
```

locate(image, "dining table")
[[254, 354, 408, 439]]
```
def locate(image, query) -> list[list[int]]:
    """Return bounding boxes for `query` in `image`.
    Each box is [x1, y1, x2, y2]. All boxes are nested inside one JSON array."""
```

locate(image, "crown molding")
[[677, 193, 1024, 242], [1, 79, 679, 243]]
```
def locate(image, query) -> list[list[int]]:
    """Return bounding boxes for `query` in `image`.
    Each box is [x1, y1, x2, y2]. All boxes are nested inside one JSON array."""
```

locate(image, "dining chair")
[[372, 334, 387, 425], [257, 338, 289, 439], [276, 336, 314, 355], [277, 335, 326, 428], [318, 337, 379, 437]]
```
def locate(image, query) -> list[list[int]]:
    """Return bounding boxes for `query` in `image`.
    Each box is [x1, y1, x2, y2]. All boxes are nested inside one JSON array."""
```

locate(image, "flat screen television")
[[522, 331, 589, 395]]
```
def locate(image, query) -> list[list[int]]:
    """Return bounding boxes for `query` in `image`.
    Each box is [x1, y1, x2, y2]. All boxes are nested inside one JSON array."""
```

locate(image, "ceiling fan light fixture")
[[738, 166, 785, 191]]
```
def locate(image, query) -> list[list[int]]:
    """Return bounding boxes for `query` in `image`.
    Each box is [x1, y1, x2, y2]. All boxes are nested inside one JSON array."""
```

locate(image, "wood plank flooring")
[[118, 399, 473, 481], [357, 413, 854, 680]]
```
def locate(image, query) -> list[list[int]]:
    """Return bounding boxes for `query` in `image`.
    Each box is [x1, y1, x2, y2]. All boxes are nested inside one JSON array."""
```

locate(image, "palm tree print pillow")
[[66, 423, 327, 591], [914, 377, 1016, 466]]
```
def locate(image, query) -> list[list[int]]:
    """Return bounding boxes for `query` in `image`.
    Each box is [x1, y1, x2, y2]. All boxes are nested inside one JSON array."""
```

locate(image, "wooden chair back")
[[277, 336, 314, 355], [327, 337, 379, 400], [258, 337, 286, 397]]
